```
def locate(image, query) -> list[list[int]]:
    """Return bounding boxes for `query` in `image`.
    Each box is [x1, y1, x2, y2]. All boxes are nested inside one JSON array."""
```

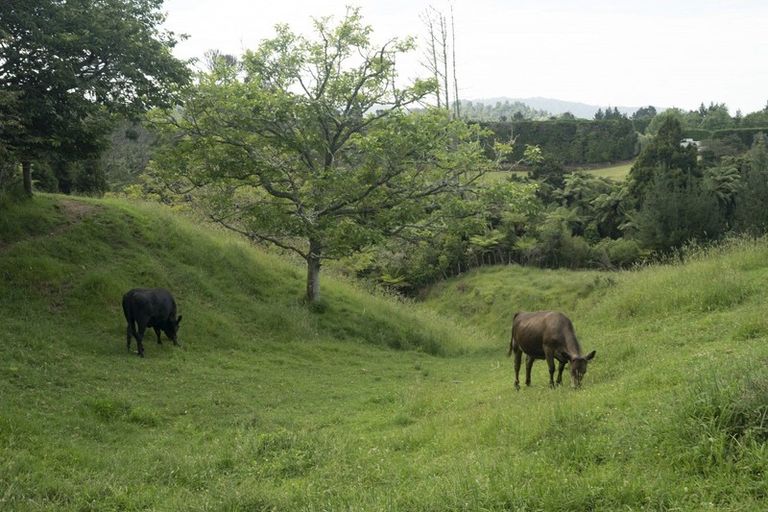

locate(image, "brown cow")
[[507, 311, 595, 389]]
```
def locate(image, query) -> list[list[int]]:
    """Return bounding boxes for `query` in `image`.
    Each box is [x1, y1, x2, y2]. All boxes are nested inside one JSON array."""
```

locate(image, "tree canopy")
[[0, 0, 190, 194], [153, 9, 511, 303]]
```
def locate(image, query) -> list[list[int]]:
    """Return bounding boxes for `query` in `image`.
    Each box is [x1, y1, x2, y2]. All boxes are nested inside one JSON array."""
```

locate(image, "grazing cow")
[[507, 311, 595, 389], [122, 288, 182, 357]]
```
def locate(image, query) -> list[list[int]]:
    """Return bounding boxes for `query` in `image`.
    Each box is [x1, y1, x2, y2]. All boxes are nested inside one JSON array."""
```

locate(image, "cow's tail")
[[507, 312, 520, 357], [122, 293, 136, 337]]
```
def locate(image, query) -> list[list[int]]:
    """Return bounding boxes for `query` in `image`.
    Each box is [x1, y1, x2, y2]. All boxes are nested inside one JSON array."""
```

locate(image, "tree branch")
[[210, 215, 308, 260]]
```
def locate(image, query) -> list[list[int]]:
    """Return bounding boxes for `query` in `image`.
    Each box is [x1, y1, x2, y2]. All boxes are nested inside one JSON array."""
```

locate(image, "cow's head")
[[163, 315, 182, 344], [566, 350, 596, 388]]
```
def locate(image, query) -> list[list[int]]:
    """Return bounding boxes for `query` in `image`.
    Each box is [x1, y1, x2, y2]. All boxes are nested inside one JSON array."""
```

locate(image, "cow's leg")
[[525, 355, 535, 387], [154, 326, 162, 345], [126, 322, 134, 352], [545, 349, 556, 388], [556, 359, 566, 386], [135, 319, 148, 358], [513, 349, 522, 390]]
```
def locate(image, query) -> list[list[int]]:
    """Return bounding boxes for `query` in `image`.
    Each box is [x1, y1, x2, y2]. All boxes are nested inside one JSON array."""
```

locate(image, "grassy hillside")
[[579, 161, 633, 180], [422, 241, 768, 509], [2, 196, 768, 510], [482, 160, 632, 184]]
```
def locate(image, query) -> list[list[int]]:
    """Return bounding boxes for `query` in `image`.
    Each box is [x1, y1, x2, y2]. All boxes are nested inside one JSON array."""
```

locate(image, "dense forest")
[[2, 2, 768, 298], [357, 108, 768, 293], [481, 116, 637, 166]]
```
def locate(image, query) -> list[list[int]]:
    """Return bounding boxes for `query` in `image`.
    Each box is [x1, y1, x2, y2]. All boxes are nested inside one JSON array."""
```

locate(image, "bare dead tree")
[[420, 4, 461, 118], [450, 3, 460, 119], [438, 10, 450, 111], [420, 8, 443, 108]]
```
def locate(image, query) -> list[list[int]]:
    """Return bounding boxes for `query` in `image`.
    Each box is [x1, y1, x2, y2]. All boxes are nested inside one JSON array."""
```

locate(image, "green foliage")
[[627, 116, 699, 208], [356, 162, 639, 289], [742, 106, 768, 127], [0, 0, 190, 193], [594, 106, 626, 121], [101, 120, 156, 191], [153, 10, 505, 303], [460, 99, 550, 121], [528, 155, 566, 201], [631, 105, 657, 134], [636, 172, 723, 251], [703, 163, 740, 215], [482, 117, 638, 166], [645, 108, 686, 136], [526, 219, 592, 268], [649, 104, 768, 153], [0, 91, 23, 193], [592, 238, 642, 268], [693, 102, 733, 131], [682, 128, 713, 140], [711, 127, 768, 148], [349, 178, 540, 293], [650, 104, 735, 135], [31, 156, 110, 195], [733, 135, 768, 234]]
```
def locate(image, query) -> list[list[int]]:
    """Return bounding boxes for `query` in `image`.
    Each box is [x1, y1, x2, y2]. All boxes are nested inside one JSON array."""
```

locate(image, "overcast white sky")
[[163, 0, 768, 114]]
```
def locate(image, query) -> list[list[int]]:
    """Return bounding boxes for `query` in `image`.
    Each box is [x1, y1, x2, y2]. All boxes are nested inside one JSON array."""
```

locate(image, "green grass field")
[[1, 195, 767, 510], [580, 161, 633, 180], [482, 161, 632, 184]]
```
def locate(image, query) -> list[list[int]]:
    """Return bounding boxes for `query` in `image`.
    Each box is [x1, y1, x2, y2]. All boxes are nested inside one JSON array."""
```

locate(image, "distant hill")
[[466, 96, 641, 120]]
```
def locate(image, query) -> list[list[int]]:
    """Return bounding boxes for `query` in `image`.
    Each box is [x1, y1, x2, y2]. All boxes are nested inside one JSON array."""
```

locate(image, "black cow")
[[122, 288, 182, 357]]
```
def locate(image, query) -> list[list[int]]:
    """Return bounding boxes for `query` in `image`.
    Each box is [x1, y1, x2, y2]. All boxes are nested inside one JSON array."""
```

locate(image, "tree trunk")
[[450, 4, 460, 119], [305, 240, 322, 304], [424, 12, 441, 108], [22, 160, 32, 196], [439, 13, 450, 111]]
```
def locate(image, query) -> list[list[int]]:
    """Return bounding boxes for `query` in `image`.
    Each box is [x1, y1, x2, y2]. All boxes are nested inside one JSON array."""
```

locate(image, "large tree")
[[628, 116, 724, 251], [0, 0, 190, 195], [153, 10, 507, 304], [733, 135, 768, 234], [626, 116, 698, 208]]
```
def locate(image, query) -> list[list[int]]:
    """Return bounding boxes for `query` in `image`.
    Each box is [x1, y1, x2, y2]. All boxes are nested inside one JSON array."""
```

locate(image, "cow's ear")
[[585, 350, 596, 361], [176, 315, 183, 324]]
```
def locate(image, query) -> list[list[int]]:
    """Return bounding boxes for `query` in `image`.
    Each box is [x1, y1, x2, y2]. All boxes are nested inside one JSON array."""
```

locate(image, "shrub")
[[593, 238, 642, 268]]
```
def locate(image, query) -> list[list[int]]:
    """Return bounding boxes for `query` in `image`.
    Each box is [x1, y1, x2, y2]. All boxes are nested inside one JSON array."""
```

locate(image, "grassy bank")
[[481, 160, 633, 185], [575, 161, 633, 180]]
